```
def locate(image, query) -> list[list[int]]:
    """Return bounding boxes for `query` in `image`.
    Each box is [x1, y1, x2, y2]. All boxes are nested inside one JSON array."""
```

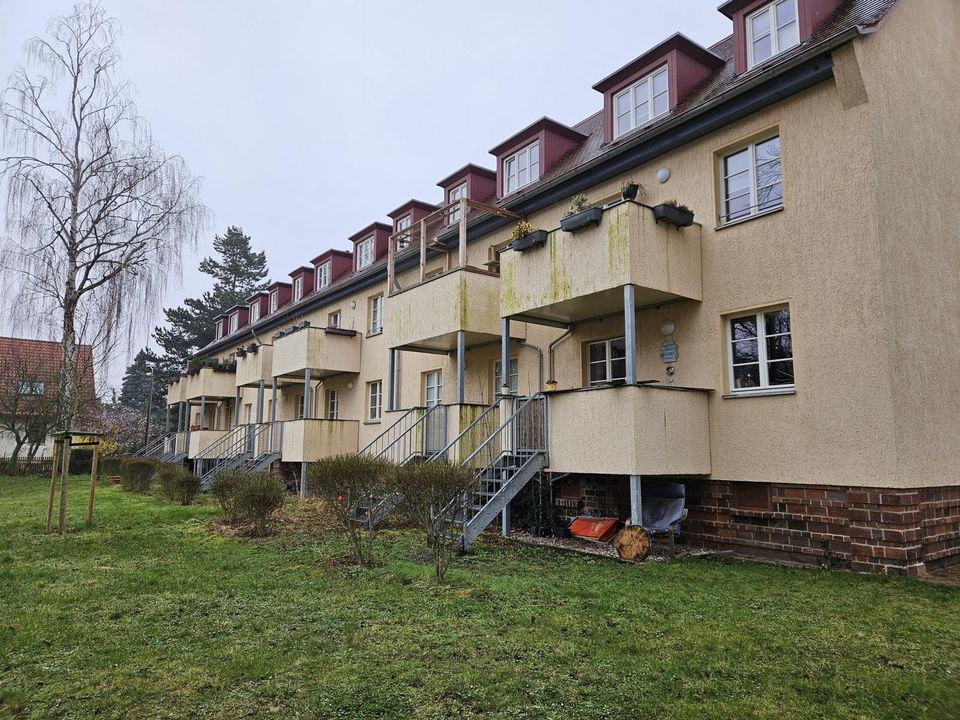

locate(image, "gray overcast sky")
[[0, 0, 731, 391]]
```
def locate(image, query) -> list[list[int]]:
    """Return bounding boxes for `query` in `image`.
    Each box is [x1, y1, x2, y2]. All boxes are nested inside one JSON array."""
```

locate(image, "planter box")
[[512, 229, 549, 252], [560, 206, 603, 233], [653, 204, 694, 228]]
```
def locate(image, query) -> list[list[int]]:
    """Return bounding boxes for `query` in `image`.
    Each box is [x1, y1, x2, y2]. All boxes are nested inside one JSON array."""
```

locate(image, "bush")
[[156, 464, 200, 505], [307, 454, 396, 564], [233, 472, 286, 536], [120, 457, 156, 492], [209, 470, 244, 522], [99, 455, 125, 477], [394, 460, 479, 583]]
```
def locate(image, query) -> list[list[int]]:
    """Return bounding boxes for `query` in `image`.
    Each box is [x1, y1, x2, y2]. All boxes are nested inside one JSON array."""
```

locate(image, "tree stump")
[[612, 526, 651, 562]]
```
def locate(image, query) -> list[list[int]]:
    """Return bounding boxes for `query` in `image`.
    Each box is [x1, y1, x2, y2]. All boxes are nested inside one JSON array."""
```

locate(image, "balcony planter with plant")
[[653, 200, 695, 228], [511, 220, 548, 253], [621, 180, 643, 201], [560, 193, 603, 233]]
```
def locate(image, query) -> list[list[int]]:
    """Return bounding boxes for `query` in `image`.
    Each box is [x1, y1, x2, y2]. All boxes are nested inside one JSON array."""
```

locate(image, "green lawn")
[[1, 476, 958, 720]]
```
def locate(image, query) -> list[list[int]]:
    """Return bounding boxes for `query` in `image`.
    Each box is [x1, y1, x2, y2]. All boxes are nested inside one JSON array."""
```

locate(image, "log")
[[612, 525, 651, 563]]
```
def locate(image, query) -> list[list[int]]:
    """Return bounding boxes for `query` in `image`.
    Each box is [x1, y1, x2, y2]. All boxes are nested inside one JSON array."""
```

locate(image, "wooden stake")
[[58, 437, 71, 536], [86, 444, 99, 528], [45, 439, 60, 535]]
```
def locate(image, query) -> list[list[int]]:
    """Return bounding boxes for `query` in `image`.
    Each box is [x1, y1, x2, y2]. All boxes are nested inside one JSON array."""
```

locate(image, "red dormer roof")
[[593, 32, 724, 143], [310, 249, 353, 288], [489, 117, 587, 198], [387, 199, 438, 232], [265, 281, 292, 313], [436, 164, 498, 205], [226, 305, 250, 332], [288, 265, 316, 298], [349, 222, 392, 270]]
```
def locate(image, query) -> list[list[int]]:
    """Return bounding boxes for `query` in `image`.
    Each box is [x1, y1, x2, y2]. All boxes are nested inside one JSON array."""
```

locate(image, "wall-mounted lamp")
[[660, 320, 676, 336], [346, 382, 354, 391], [656, 167, 671, 184]]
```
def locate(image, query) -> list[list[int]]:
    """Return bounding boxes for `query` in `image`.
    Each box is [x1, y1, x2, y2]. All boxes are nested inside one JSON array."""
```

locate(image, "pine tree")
[[152, 226, 268, 367]]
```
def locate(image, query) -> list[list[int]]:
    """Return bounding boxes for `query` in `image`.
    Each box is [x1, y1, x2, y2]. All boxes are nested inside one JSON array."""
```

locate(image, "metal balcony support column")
[[458, 199, 468, 269], [303, 368, 312, 419], [300, 461, 308, 500], [234, 387, 241, 427], [256, 380, 265, 424], [270, 378, 277, 425], [386, 348, 396, 412], [500, 317, 511, 395], [165, 404, 170, 433], [623, 284, 637, 385], [199, 395, 207, 431], [630, 475, 642, 526], [501, 501, 511, 537], [456, 330, 466, 405]]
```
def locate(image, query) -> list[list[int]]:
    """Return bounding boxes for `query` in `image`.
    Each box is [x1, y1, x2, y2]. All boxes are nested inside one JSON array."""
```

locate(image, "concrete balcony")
[[272, 327, 361, 380], [179, 367, 237, 401], [236, 345, 273, 387], [166, 378, 184, 405], [386, 268, 506, 352], [280, 419, 360, 463], [187, 429, 229, 458], [500, 201, 702, 325], [546, 384, 711, 476]]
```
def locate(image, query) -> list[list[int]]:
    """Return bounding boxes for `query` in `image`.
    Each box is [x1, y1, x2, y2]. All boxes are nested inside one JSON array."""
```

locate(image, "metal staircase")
[[433, 394, 548, 550], [194, 423, 280, 490], [132, 432, 172, 459]]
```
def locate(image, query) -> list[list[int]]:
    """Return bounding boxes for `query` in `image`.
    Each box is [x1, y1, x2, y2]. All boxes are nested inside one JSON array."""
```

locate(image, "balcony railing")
[[386, 197, 522, 296], [280, 418, 360, 463], [173, 367, 237, 401], [235, 344, 273, 387], [271, 325, 360, 379]]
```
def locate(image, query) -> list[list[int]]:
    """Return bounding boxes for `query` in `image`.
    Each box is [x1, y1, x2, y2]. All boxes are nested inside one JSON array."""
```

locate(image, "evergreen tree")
[[117, 348, 169, 443], [153, 226, 268, 367]]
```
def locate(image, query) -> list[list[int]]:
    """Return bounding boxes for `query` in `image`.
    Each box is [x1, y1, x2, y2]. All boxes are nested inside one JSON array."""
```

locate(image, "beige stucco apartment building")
[[163, 0, 960, 575]]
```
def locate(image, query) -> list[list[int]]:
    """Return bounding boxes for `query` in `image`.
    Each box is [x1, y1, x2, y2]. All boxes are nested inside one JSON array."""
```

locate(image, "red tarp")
[[568, 516, 620, 543]]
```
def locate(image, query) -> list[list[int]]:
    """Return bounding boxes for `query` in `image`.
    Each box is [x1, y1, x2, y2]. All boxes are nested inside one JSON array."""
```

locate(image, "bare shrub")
[[233, 472, 286, 536], [307, 454, 395, 565], [156, 464, 200, 505], [209, 470, 244, 522], [394, 461, 478, 583], [120, 457, 156, 492]]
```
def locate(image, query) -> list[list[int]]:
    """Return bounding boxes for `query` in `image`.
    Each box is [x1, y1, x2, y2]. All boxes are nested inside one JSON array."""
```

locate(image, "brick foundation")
[[554, 475, 960, 576]]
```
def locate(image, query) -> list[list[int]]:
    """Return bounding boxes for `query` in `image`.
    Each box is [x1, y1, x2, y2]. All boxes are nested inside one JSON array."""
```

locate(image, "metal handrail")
[[357, 406, 422, 456], [192, 423, 253, 461], [133, 432, 172, 457], [461, 394, 547, 468], [432, 400, 501, 461], [359, 404, 446, 464]]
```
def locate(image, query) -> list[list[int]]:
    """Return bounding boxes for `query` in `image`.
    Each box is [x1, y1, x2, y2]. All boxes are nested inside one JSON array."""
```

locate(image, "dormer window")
[[614, 66, 668, 138], [217, 320, 224, 338], [356, 237, 374, 270], [448, 183, 467, 224], [293, 276, 303, 301], [229, 313, 238, 334], [395, 215, 411, 250], [747, 0, 799, 69], [250, 302, 260, 323], [503, 141, 540, 195], [269, 291, 278, 313], [316, 261, 331, 290]]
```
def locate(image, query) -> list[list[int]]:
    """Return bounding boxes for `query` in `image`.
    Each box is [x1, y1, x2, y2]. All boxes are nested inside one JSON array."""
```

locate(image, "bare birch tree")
[[0, 1, 207, 436]]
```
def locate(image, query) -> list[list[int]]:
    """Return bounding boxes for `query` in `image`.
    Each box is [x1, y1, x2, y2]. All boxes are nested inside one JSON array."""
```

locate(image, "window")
[[269, 291, 278, 313], [493, 357, 519, 394], [747, 0, 799, 69], [216, 320, 224, 338], [727, 307, 794, 393], [721, 135, 782, 224], [249, 302, 260, 323], [229, 313, 238, 334], [423, 370, 442, 407], [293, 276, 303, 302], [295, 393, 304, 420], [326, 388, 340, 420], [448, 183, 467, 224], [587, 337, 627, 385], [356, 237, 375, 270], [328, 310, 341, 329], [367, 381, 382, 421], [316, 261, 331, 290], [613, 66, 669, 138], [503, 141, 540, 195], [395, 215, 411, 250], [244, 403, 253, 424], [18, 381, 44, 396], [368, 294, 384, 335]]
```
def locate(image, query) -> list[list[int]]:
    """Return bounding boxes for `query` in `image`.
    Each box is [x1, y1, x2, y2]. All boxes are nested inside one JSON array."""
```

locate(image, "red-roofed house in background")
[[0, 336, 97, 460]]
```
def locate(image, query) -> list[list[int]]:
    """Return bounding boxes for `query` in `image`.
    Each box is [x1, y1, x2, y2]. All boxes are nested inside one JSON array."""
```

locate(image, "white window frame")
[[720, 134, 782, 225], [293, 276, 303, 302], [316, 261, 331, 290], [269, 291, 278, 313], [328, 310, 341, 329], [216, 320, 224, 338], [587, 337, 627, 386], [356, 237, 375, 270], [326, 388, 340, 420], [18, 381, 44, 396], [295, 392, 305, 420], [726, 306, 794, 395], [423, 370, 442, 407], [395, 215, 412, 250], [503, 141, 540, 195], [746, 0, 800, 69], [493, 357, 519, 395], [613, 65, 669, 139], [367, 380, 382, 421], [229, 313, 238, 334], [368, 294, 384, 335], [448, 183, 467, 224], [249, 302, 260, 323]]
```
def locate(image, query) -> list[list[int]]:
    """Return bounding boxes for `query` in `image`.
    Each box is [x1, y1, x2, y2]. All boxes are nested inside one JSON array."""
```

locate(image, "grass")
[[1, 475, 958, 720]]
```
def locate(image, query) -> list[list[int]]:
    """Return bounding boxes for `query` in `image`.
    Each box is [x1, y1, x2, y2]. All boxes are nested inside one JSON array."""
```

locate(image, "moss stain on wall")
[[548, 232, 571, 303], [608, 206, 629, 281]]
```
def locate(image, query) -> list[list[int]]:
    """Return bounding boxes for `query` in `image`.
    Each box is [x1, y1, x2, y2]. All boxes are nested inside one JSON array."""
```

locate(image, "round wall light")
[[660, 319, 676, 336], [656, 167, 671, 184]]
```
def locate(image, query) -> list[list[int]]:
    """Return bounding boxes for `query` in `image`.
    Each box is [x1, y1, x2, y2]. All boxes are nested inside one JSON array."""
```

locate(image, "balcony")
[[179, 367, 237, 401], [280, 419, 360, 463], [166, 378, 184, 404], [187, 429, 230, 458], [272, 327, 361, 380], [386, 269, 505, 352], [500, 201, 702, 325], [546, 384, 711, 476], [236, 345, 273, 387]]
